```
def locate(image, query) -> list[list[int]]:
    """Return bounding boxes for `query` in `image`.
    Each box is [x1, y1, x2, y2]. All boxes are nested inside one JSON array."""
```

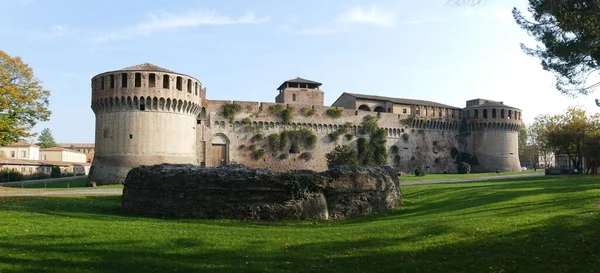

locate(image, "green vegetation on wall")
[[268, 104, 294, 124], [266, 129, 317, 155], [325, 145, 358, 168], [252, 149, 265, 160], [328, 127, 347, 142], [325, 108, 344, 118], [222, 103, 242, 122], [301, 107, 316, 117]]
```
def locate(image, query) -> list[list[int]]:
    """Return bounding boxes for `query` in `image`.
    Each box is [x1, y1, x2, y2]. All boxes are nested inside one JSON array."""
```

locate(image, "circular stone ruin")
[[121, 164, 402, 220]]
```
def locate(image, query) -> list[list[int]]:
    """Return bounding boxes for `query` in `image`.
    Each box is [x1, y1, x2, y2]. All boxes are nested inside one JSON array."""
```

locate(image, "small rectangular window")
[[163, 75, 170, 89], [402, 109, 407, 114], [195, 82, 199, 95], [121, 73, 128, 88], [474, 110, 479, 119], [21, 151, 26, 157], [11, 151, 15, 157], [135, 73, 141, 87], [100, 76, 105, 90], [129, 134, 133, 139], [187, 79, 192, 93], [140, 104, 145, 111], [176, 77, 182, 91], [110, 75, 115, 88], [149, 73, 156, 88]]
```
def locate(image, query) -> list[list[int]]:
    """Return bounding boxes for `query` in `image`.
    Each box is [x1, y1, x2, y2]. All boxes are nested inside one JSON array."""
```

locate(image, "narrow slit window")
[[492, 109, 497, 118], [187, 79, 192, 93], [99, 76, 105, 90], [292, 94, 296, 101], [195, 82, 199, 95], [121, 73, 128, 88], [134, 73, 141, 87], [483, 109, 488, 119], [110, 75, 115, 88], [501, 109, 505, 119]]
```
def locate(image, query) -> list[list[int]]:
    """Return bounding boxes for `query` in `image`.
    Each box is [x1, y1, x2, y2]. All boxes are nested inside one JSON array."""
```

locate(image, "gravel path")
[[401, 172, 545, 185]]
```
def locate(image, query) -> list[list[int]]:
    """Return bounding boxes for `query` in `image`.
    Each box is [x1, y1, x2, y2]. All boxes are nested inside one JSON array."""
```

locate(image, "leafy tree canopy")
[[512, 0, 600, 96], [37, 128, 57, 148], [0, 50, 51, 145]]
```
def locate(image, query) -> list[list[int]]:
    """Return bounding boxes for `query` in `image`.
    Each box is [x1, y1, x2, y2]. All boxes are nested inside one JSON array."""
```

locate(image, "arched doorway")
[[373, 106, 386, 112], [211, 134, 229, 167], [358, 105, 371, 111]]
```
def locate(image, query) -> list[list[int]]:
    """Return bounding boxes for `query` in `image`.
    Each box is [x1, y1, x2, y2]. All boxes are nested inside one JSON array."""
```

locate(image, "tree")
[[0, 50, 51, 146], [512, 1, 600, 96], [325, 145, 358, 168], [37, 128, 57, 148]]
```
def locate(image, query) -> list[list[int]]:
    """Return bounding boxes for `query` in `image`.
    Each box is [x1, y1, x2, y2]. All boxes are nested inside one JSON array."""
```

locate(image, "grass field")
[[0, 178, 123, 190], [400, 170, 538, 182], [0, 175, 598, 272]]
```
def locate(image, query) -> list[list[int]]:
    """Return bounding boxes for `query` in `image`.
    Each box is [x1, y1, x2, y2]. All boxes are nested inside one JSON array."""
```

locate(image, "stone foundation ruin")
[[121, 164, 402, 220]]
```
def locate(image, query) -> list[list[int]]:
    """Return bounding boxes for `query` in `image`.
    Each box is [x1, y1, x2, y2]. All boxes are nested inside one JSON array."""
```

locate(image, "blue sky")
[[1, 0, 598, 143]]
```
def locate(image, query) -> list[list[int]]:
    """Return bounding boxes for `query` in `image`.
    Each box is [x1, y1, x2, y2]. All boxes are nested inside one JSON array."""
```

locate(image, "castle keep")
[[89, 63, 522, 185]]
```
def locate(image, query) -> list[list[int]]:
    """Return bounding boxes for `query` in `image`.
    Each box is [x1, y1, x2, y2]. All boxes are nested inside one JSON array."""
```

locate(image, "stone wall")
[[121, 164, 402, 220]]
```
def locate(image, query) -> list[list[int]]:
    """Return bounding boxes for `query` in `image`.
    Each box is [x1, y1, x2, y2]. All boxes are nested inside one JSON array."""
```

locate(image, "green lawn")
[[1, 178, 123, 190], [400, 170, 538, 182], [0, 175, 599, 272]]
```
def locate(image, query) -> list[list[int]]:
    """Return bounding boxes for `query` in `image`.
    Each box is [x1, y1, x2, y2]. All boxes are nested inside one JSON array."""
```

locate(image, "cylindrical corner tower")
[[89, 63, 204, 184], [463, 99, 522, 173]]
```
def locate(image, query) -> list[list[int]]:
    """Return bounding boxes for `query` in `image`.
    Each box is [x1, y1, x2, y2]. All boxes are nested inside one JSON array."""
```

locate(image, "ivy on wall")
[[325, 108, 343, 119], [268, 104, 294, 124], [222, 103, 242, 122], [301, 107, 316, 117]]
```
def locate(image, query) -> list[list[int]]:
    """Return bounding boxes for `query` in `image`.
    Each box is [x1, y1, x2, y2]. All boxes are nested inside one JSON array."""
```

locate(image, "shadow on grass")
[[0, 214, 598, 272]]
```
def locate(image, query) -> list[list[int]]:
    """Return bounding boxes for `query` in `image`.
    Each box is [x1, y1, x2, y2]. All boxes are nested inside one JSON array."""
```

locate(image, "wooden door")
[[211, 144, 227, 166]]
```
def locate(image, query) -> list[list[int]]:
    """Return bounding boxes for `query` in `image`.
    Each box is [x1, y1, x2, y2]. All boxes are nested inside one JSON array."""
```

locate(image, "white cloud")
[[338, 4, 396, 27], [92, 10, 269, 43], [135, 11, 269, 36]]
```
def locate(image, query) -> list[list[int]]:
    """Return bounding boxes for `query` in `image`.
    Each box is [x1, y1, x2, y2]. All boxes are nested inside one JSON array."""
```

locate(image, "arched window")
[[149, 73, 156, 88], [176, 76, 182, 91], [492, 109, 497, 118], [292, 94, 296, 101], [121, 73, 128, 88], [501, 109, 505, 119], [163, 75, 170, 89], [358, 105, 371, 111], [508, 110, 512, 119], [134, 73, 141, 87], [110, 75, 115, 89], [374, 106, 386, 113], [187, 79, 192, 93], [483, 109, 488, 119], [415, 107, 420, 115]]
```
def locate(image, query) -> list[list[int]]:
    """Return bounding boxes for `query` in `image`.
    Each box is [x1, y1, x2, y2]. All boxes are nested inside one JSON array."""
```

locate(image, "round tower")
[[462, 99, 522, 173], [89, 63, 204, 185]]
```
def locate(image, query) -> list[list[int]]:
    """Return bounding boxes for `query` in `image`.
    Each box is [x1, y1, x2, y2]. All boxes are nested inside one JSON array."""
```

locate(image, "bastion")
[[89, 63, 522, 185], [121, 164, 402, 220]]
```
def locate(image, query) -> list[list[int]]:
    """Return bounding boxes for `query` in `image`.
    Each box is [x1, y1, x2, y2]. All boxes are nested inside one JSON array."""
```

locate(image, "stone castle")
[[89, 63, 522, 185]]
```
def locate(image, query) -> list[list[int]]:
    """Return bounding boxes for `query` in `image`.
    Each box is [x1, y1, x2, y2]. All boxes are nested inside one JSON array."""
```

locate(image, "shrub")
[[325, 108, 344, 118], [390, 145, 399, 154], [394, 155, 401, 164], [278, 154, 288, 160], [325, 145, 358, 168], [301, 107, 316, 117], [50, 166, 61, 178], [241, 117, 252, 126], [24, 172, 50, 180], [344, 134, 353, 141], [253, 149, 265, 160], [434, 158, 441, 164], [402, 133, 409, 142], [281, 107, 294, 124], [0, 169, 24, 182], [287, 129, 317, 150], [458, 162, 471, 174], [268, 134, 283, 151], [251, 133, 264, 143], [248, 144, 257, 151], [328, 128, 347, 142], [239, 144, 247, 150], [268, 104, 285, 114], [414, 166, 427, 177], [299, 152, 312, 161], [361, 115, 378, 135], [222, 103, 242, 122], [450, 147, 459, 159]]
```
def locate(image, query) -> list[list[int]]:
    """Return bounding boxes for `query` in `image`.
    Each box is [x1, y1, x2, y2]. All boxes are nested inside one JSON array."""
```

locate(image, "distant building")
[[0, 143, 91, 175], [58, 143, 95, 163]]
